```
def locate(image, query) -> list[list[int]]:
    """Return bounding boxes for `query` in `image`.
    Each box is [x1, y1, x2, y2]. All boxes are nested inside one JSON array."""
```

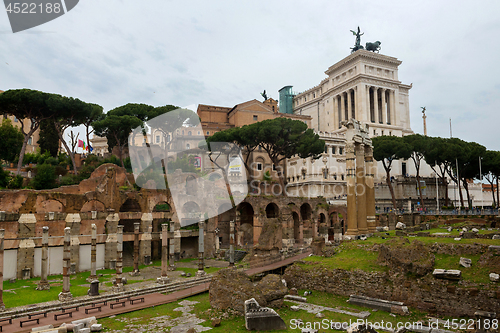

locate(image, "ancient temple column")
[[340, 93, 345, 123], [140, 213, 153, 265], [104, 211, 119, 269], [132, 223, 140, 275], [0, 229, 5, 310], [345, 141, 358, 236], [367, 86, 372, 122], [65, 213, 81, 275], [196, 221, 206, 277], [381, 88, 387, 124], [17, 214, 36, 280], [37, 226, 50, 290], [347, 90, 352, 120], [114, 225, 124, 292], [59, 227, 72, 302], [87, 224, 97, 282], [356, 143, 368, 233], [169, 223, 175, 270], [229, 220, 235, 267], [365, 145, 377, 232], [157, 223, 169, 284]]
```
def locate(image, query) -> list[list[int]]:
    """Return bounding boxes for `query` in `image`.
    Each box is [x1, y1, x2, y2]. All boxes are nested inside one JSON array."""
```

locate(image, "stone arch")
[[120, 198, 142, 213], [319, 213, 326, 224], [36, 199, 65, 213], [300, 203, 312, 221], [182, 201, 201, 227], [265, 203, 279, 218], [292, 211, 300, 243], [238, 202, 254, 246], [186, 175, 197, 196], [80, 200, 105, 212], [218, 203, 235, 247], [153, 201, 171, 212]]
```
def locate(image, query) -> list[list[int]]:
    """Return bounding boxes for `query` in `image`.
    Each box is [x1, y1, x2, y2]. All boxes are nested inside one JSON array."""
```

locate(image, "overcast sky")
[[1, 0, 500, 151]]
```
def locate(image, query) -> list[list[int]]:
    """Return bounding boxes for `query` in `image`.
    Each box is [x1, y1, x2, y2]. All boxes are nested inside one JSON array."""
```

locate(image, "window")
[[339, 147, 343, 155], [206, 131, 210, 135], [373, 130, 376, 136], [381, 130, 384, 136], [253, 115, 258, 121], [272, 106, 275, 112], [272, 164, 276, 171], [323, 168, 328, 179], [186, 143, 190, 149], [188, 131, 192, 136], [14, 117, 18, 122], [197, 131, 200, 135], [156, 135, 160, 143], [257, 162, 263, 171], [331, 146, 336, 154], [341, 174, 345, 180], [28, 137, 32, 145], [333, 174, 337, 180], [324, 146, 328, 153]]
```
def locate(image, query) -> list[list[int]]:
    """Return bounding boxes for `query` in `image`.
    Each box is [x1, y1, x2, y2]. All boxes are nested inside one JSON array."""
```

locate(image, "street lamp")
[[479, 156, 484, 214]]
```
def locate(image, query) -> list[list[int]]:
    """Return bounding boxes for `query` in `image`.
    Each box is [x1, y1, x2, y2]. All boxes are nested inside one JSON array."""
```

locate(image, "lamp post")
[[435, 161, 439, 214]]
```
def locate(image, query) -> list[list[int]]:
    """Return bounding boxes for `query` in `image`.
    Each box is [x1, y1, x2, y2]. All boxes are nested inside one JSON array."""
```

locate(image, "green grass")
[[300, 242, 386, 272], [434, 253, 492, 285], [176, 266, 223, 277], [99, 291, 442, 333]]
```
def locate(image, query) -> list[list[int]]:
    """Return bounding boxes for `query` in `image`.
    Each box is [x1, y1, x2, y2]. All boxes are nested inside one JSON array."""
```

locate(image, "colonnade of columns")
[[332, 86, 396, 129], [343, 119, 376, 237]]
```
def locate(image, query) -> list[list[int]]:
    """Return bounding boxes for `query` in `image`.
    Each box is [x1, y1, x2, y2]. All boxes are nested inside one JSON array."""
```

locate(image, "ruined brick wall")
[[283, 263, 500, 318]]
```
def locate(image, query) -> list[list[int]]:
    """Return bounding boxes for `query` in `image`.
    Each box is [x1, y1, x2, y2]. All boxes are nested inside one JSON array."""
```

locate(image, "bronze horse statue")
[[365, 41, 381, 53]]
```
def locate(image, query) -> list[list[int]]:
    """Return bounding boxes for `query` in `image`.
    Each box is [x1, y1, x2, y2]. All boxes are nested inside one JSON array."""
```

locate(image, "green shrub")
[[7, 175, 24, 189], [59, 174, 79, 186], [0, 166, 9, 188], [32, 164, 56, 190], [44, 156, 58, 165]]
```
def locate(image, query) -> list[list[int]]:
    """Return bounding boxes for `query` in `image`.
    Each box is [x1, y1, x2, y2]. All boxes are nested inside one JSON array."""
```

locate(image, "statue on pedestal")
[[350, 26, 364, 53]]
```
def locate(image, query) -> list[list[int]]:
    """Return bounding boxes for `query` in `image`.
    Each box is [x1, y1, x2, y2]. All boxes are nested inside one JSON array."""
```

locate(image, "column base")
[[129, 270, 140, 276], [156, 276, 170, 285], [112, 284, 125, 293], [86, 276, 98, 283], [36, 282, 50, 291], [345, 229, 359, 236], [58, 291, 73, 302], [196, 270, 207, 277]]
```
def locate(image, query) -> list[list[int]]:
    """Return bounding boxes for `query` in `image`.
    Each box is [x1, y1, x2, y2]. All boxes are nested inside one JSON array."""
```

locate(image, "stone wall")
[[283, 260, 500, 318]]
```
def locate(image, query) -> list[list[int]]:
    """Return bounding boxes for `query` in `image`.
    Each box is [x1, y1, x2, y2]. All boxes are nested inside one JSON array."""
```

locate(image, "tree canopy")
[[0, 118, 24, 163]]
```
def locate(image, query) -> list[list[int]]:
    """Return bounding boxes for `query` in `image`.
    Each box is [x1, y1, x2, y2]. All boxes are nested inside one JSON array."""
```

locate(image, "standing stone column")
[[131, 222, 140, 276], [0, 229, 5, 310], [169, 223, 175, 270], [196, 221, 206, 277], [229, 220, 235, 267], [17, 214, 36, 280], [37, 226, 50, 290], [356, 143, 368, 233], [87, 224, 97, 282], [157, 224, 169, 284], [365, 145, 377, 232], [345, 141, 358, 236], [347, 90, 352, 119], [58, 227, 72, 302], [140, 213, 153, 265], [104, 211, 119, 269], [113, 225, 124, 292]]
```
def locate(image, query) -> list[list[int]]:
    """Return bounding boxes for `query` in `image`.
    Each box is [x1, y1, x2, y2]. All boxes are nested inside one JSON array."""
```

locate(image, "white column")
[[347, 90, 352, 120], [366, 85, 372, 122], [374, 88, 380, 123], [340, 93, 345, 123], [332, 96, 338, 129], [381, 88, 387, 124]]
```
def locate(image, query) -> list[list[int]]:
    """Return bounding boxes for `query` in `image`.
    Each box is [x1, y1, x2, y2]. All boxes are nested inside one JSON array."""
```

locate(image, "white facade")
[[286, 49, 439, 200]]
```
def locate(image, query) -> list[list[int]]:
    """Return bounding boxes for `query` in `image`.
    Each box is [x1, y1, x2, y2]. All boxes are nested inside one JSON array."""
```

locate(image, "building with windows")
[[285, 49, 439, 207], [198, 99, 312, 185]]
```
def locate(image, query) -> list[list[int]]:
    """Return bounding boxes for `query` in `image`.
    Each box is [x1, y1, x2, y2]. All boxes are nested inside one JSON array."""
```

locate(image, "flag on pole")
[[82, 141, 86, 150], [88, 144, 93, 153], [78, 139, 84, 148]]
